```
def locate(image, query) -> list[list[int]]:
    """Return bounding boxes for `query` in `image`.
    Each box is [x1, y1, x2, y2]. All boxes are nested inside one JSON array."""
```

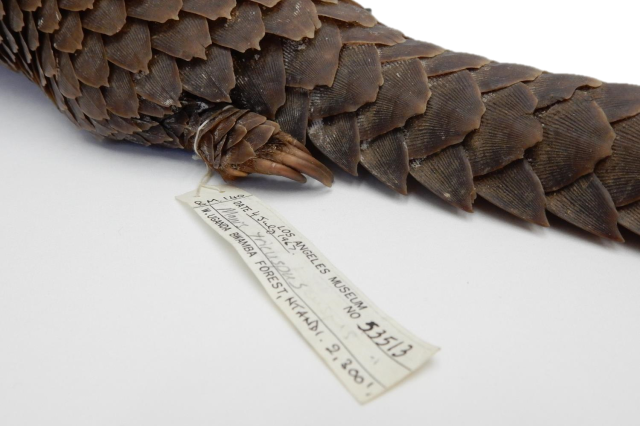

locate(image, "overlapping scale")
[[308, 112, 360, 175], [17, 0, 41, 12], [357, 58, 429, 141], [72, 30, 109, 87], [309, 44, 382, 119], [529, 92, 616, 192], [150, 11, 211, 60], [179, 43, 235, 103], [52, 10, 83, 53], [360, 129, 409, 194], [81, 0, 126, 36], [405, 70, 484, 159], [231, 35, 286, 118], [422, 51, 489, 77], [125, 0, 181, 23], [282, 21, 341, 90], [410, 145, 476, 212], [36, 0, 61, 33], [546, 173, 623, 241], [618, 202, 640, 235], [56, 51, 81, 98], [527, 73, 601, 109], [77, 82, 108, 120], [182, 0, 235, 20], [340, 23, 404, 45], [209, 1, 265, 53], [103, 19, 151, 73], [596, 114, 640, 207], [262, 0, 321, 41], [134, 52, 182, 107], [464, 83, 542, 177], [379, 39, 444, 63], [275, 87, 310, 143], [102, 63, 138, 117], [475, 159, 548, 226], [314, 1, 376, 27], [471, 62, 542, 93], [57, 0, 93, 12]]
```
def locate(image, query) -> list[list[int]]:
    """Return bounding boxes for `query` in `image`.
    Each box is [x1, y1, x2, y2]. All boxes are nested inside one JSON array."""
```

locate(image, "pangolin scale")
[[2, 0, 640, 241]]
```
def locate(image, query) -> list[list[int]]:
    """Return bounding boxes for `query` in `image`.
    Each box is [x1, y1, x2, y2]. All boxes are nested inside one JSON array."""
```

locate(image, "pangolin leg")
[[189, 105, 333, 186]]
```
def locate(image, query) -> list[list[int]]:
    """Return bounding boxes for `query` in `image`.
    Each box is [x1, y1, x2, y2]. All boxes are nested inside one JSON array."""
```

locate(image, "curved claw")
[[274, 132, 312, 155], [279, 143, 334, 175], [264, 150, 334, 187], [238, 158, 308, 184], [209, 116, 334, 186], [219, 168, 249, 180]]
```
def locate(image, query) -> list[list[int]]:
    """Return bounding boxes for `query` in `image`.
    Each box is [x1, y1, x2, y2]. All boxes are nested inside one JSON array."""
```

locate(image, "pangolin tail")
[[1, 0, 640, 241]]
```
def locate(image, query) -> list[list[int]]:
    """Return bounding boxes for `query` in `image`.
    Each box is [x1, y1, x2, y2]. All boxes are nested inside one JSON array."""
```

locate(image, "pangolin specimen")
[[1, 0, 640, 242]]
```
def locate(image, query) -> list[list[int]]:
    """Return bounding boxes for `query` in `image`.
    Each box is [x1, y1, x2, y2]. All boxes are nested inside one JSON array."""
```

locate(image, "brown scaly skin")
[[1, 0, 640, 241]]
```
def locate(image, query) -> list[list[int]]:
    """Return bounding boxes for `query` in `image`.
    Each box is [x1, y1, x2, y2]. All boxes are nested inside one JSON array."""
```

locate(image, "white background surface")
[[1, 1, 640, 425]]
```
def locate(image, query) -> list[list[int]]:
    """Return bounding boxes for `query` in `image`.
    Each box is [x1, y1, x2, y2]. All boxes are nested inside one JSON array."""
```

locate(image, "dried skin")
[[3, 0, 640, 241]]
